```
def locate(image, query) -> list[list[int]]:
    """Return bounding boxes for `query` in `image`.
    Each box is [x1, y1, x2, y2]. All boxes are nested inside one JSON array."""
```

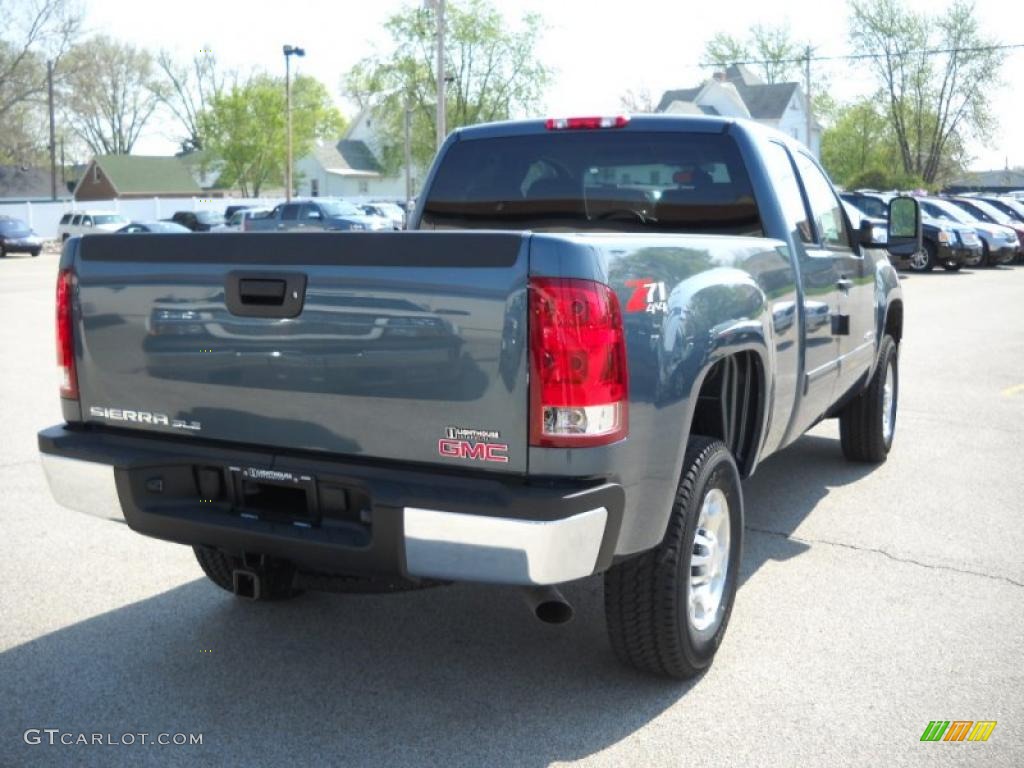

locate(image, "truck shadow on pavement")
[[0, 433, 877, 768], [740, 432, 879, 586]]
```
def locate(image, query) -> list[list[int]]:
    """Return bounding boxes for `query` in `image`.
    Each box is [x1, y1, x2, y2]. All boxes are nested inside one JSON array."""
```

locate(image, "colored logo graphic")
[[920, 721, 997, 742]]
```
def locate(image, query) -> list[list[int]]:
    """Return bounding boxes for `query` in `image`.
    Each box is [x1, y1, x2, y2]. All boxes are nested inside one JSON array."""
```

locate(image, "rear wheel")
[[30, 249, 40, 257], [604, 437, 743, 679], [839, 335, 898, 462]]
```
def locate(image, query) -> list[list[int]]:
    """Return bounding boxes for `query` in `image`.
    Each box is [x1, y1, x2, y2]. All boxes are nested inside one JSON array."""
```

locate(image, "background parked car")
[[169, 210, 226, 232], [918, 197, 1017, 266], [223, 204, 253, 220], [116, 221, 191, 234], [0, 216, 43, 257], [217, 207, 272, 232], [359, 201, 405, 229], [244, 199, 391, 233], [57, 212, 129, 241], [842, 192, 980, 272], [945, 196, 1024, 263], [974, 195, 1024, 228]]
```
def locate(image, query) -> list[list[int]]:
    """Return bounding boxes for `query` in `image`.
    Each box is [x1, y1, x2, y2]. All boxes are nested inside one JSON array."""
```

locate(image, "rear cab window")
[[422, 130, 763, 236]]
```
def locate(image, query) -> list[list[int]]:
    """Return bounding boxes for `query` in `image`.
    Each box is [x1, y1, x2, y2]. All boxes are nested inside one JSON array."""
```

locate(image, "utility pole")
[[283, 44, 306, 202], [435, 0, 446, 151], [404, 101, 413, 209], [48, 60, 57, 201], [804, 45, 813, 156]]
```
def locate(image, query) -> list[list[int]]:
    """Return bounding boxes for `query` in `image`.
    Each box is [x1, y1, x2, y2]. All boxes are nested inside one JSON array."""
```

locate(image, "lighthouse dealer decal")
[[439, 426, 509, 463]]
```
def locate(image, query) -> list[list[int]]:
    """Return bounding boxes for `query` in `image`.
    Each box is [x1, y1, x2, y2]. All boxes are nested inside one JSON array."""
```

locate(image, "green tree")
[[820, 97, 896, 185], [702, 24, 802, 83], [201, 74, 345, 196], [849, 0, 1005, 184], [62, 36, 163, 154], [0, 0, 81, 163], [703, 32, 750, 71], [343, 0, 551, 174]]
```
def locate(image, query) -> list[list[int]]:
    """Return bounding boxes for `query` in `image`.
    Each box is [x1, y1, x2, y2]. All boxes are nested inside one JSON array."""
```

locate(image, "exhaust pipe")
[[232, 568, 262, 600], [521, 585, 573, 624]]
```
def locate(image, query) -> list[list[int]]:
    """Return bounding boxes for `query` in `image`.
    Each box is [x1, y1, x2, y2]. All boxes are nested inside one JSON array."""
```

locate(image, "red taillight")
[[56, 268, 78, 400], [529, 277, 628, 448], [545, 115, 630, 131]]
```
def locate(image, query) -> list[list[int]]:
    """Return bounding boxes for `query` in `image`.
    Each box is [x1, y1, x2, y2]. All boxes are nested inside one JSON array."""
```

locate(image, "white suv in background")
[[57, 211, 129, 240]]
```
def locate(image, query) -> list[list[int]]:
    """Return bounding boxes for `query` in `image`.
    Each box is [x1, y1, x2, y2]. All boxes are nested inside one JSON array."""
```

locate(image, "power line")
[[714, 42, 1024, 68]]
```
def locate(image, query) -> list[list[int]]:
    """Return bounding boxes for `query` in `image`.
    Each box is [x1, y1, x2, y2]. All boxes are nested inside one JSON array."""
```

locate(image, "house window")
[[311, 179, 319, 197], [358, 180, 369, 194]]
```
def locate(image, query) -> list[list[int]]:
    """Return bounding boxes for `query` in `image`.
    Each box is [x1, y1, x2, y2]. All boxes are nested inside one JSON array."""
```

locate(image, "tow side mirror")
[[886, 196, 922, 256]]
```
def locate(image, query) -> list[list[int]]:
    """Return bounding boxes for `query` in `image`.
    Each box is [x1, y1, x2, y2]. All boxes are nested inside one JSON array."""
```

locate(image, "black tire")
[[943, 261, 962, 272], [0, 244, 6, 258], [30, 249, 40, 257], [839, 335, 898, 462], [980, 242, 991, 267], [604, 436, 743, 679], [193, 545, 302, 600]]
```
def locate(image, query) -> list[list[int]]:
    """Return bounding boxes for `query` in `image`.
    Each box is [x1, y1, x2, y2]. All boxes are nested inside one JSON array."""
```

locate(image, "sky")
[[83, 0, 1024, 171]]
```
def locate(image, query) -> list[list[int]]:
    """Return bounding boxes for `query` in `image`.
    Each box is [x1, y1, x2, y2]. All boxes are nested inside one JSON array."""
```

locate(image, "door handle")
[[836, 277, 853, 292], [225, 271, 307, 318]]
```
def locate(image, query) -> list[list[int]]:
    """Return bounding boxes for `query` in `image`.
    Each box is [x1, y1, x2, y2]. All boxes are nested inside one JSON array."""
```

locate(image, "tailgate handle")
[[239, 279, 286, 305], [226, 271, 307, 318]]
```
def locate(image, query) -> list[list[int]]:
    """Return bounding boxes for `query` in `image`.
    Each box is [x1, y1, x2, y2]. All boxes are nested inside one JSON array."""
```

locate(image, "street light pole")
[[283, 44, 305, 202]]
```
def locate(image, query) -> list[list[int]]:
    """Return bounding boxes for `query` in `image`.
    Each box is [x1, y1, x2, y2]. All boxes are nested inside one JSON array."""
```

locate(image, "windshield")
[[0, 218, 30, 233], [956, 199, 1012, 225], [422, 131, 762, 235], [921, 199, 974, 225], [94, 215, 127, 225], [318, 200, 362, 217]]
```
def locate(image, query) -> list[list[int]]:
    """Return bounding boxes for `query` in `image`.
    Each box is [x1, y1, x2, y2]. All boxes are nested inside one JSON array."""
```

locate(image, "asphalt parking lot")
[[0, 250, 1021, 767]]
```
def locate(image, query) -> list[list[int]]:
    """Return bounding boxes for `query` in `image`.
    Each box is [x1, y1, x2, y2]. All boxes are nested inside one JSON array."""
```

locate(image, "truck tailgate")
[[72, 232, 529, 473]]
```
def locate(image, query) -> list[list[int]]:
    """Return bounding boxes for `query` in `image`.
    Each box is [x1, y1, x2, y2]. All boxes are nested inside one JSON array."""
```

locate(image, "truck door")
[[793, 152, 875, 402], [763, 144, 841, 428]]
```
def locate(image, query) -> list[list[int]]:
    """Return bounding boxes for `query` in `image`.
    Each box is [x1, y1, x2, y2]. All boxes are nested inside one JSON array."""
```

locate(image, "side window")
[[82, 216, 93, 228], [71, 215, 81, 225], [302, 205, 322, 220], [794, 153, 849, 249], [280, 204, 300, 221], [762, 142, 813, 244], [60, 213, 72, 224], [860, 196, 887, 219]]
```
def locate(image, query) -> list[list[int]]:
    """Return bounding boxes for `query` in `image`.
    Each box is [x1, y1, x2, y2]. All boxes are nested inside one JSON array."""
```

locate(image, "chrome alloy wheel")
[[688, 488, 731, 632], [909, 249, 930, 271], [882, 359, 896, 443]]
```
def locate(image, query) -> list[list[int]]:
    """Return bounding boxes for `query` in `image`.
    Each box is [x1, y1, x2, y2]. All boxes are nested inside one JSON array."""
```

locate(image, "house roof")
[[91, 155, 202, 195], [655, 87, 702, 113], [732, 82, 799, 120], [0, 165, 69, 200], [310, 140, 383, 176]]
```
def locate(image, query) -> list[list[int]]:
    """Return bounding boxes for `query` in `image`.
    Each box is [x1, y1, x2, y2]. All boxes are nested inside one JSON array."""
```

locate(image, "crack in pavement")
[[746, 525, 1024, 588]]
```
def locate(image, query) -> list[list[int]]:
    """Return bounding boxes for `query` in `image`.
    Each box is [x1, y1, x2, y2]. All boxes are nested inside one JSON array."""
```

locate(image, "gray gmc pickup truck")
[[38, 115, 919, 678]]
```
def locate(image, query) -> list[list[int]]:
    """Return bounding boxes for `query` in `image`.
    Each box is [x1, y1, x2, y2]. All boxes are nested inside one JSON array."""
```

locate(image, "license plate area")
[[231, 467, 317, 524]]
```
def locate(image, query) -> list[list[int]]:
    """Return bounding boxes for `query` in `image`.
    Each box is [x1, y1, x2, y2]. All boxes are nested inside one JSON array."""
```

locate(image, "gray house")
[[657, 65, 821, 157]]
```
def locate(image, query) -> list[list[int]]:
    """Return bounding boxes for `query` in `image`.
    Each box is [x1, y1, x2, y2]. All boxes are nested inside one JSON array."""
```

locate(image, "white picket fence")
[[0, 197, 279, 239]]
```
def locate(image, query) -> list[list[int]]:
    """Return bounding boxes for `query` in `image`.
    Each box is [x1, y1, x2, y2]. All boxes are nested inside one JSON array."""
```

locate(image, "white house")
[[657, 65, 821, 157], [295, 110, 419, 200]]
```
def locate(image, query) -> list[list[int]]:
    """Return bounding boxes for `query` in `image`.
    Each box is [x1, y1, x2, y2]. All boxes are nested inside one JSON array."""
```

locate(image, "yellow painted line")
[[1002, 384, 1024, 397]]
